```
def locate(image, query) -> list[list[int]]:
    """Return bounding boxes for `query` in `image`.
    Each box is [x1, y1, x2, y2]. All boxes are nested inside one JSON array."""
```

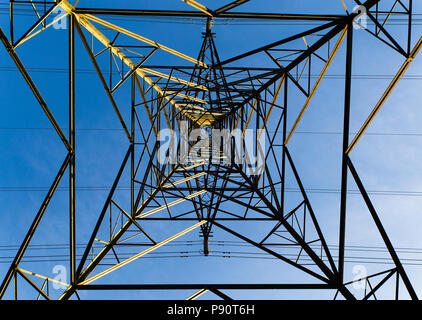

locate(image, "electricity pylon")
[[0, 0, 420, 300]]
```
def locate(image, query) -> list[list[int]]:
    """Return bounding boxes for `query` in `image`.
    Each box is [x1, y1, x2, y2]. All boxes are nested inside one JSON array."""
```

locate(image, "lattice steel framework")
[[0, 0, 421, 300]]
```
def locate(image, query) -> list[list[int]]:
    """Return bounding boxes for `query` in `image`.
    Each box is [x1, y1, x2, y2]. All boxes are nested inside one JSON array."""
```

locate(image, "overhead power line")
[[0, 241, 422, 266], [1, 127, 422, 137], [1, 5, 422, 26], [0, 185, 422, 197], [1, 66, 422, 81]]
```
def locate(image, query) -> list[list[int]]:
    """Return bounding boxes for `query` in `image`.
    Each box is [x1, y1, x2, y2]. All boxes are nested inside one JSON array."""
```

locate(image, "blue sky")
[[0, 0, 422, 300]]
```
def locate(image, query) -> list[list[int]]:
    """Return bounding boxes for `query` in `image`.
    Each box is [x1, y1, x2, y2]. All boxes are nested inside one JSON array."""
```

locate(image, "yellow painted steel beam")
[[118, 231, 145, 244], [178, 107, 217, 126], [234, 105, 243, 130], [72, 166, 184, 288], [14, 3, 62, 48], [110, 199, 154, 242], [71, 15, 169, 98], [163, 172, 207, 188], [16, 269, 51, 300], [57, 0, 208, 124], [141, 68, 208, 91], [94, 238, 109, 245], [14, 272, 17, 300], [258, 74, 285, 140], [81, 13, 208, 68], [133, 168, 181, 215], [181, 0, 214, 17], [297, 57, 310, 82], [36, 279, 48, 300], [78, 17, 197, 119], [284, 26, 348, 145], [18, 268, 69, 288], [168, 92, 208, 104], [78, 16, 205, 91], [302, 36, 309, 48], [79, 220, 207, 285], [216, 0, 250, 14], [346, 37, 422, 155], [177, 162, 206, 171], [186, 158, 213, 163], [30, 0, 43, 20], [181, 109, 223, 116], [242, 98, 258, 138], [340, 0, 348, 13], [177, 103, 207, 111], [187, 288, 208, 300], [136, 190, 207, 218], [162, 106, 173, 131], [182, 109, 223, 126], [58, 0, 207, 67], [143, 102, 158, 137], [134, 75, 158, 137]]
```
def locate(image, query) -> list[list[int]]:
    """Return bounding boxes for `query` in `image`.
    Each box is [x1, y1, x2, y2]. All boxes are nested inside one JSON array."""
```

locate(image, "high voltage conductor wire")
[[1, 241, 421, 265], [0, 66, 422, 81], [1, 5, 422, 26], [2, 127, 422, 137], [1, 241, 422, 254], [1, 251, 422, 266], [0, 186, 421, 197]]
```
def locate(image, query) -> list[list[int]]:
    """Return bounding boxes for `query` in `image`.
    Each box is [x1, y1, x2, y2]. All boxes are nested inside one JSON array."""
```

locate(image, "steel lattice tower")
[[0, 0, 421, 300]]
